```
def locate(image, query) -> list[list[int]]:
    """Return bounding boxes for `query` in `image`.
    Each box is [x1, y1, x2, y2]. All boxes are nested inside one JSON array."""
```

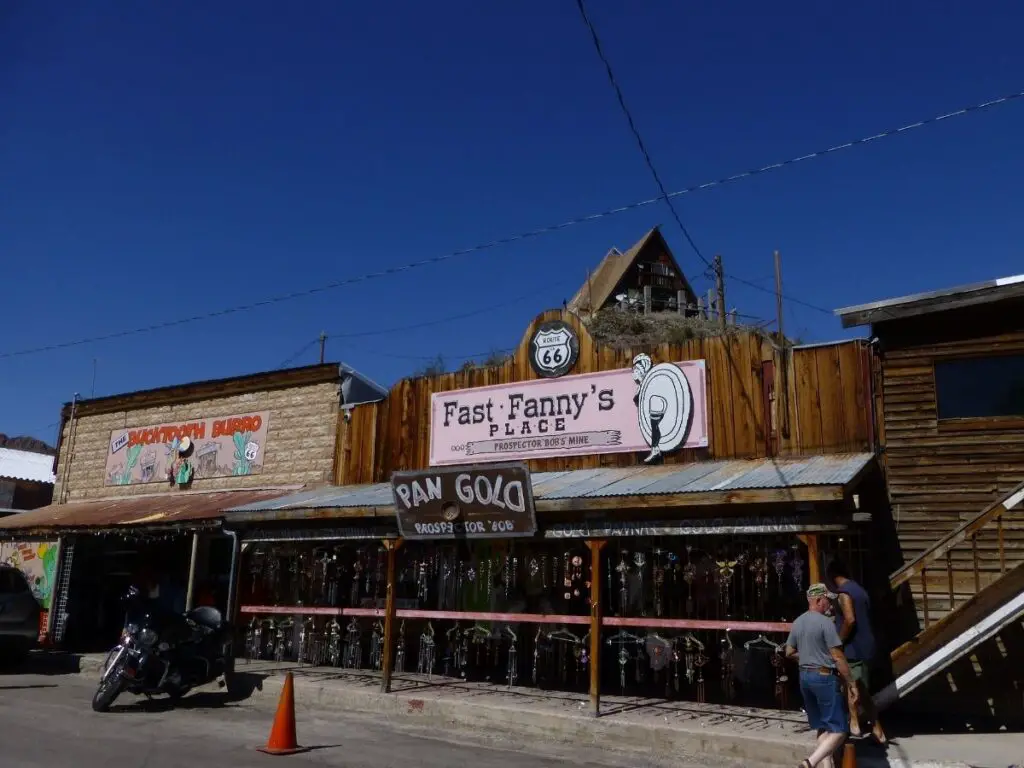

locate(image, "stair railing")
[[888, 480, 1024, 629]]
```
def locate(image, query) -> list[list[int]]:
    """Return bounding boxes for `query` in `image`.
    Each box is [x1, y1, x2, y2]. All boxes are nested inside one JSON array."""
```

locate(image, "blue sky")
[[3, 1, 1023, 444]]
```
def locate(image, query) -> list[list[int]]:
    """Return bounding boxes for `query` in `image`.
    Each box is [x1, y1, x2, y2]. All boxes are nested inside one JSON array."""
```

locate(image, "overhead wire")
[[573, 0, 713, 280], [275, 339, 320, 370], [2, 87, 1022, 360], [321, 292, 539, 340]]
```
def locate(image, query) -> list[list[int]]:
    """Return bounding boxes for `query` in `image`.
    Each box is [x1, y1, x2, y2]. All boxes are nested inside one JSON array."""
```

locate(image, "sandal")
[[798, 761, 812, 768]]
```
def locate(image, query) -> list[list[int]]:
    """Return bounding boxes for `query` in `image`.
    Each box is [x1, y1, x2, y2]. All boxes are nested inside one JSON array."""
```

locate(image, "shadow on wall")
[[892, 619, 1024, 733]]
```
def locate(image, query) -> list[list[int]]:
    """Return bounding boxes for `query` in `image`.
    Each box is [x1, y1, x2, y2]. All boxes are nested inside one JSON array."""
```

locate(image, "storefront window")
[[934, 354, 1024, 420]]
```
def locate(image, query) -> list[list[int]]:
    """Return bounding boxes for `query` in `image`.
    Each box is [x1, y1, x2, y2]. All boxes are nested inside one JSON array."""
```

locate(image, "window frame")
[[933, 350, 1024, 432]]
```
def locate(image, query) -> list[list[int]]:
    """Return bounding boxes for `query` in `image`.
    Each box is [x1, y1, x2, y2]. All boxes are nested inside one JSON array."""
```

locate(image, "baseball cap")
[[807, 583, 837, 600]]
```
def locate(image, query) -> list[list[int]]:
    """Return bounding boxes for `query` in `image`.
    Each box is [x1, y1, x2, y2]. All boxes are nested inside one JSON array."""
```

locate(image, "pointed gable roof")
[[566, 227, 696, 315]]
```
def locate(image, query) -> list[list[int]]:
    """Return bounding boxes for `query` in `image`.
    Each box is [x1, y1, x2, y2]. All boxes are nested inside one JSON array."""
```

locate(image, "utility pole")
[[774, 250, 790, 438], [774, 251, 785, 346], [713, 254, 726, 329], [319, 332, 327, 364]]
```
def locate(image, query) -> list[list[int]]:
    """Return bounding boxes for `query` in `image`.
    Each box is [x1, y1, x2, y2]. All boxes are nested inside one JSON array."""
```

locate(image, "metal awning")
[[225, 453, 876, 524], [0, 447, 56, 485], [0, 487, 302, 535], [836, 273, 1024, 328]]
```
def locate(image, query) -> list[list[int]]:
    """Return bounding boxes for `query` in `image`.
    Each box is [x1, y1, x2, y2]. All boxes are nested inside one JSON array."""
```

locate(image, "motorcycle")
[[92, 585, 233, 713]]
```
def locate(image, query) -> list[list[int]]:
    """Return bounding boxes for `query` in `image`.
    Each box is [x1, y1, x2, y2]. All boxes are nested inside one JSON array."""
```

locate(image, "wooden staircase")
[[875, 481, 1024, 709]]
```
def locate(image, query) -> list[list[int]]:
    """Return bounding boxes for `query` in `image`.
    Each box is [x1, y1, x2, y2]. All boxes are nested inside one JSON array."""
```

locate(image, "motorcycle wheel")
[[92, 674, 124, 713]]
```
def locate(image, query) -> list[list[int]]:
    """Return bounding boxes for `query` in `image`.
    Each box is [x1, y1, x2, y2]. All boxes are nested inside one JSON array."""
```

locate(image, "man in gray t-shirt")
[[785, 583, 859, 768]]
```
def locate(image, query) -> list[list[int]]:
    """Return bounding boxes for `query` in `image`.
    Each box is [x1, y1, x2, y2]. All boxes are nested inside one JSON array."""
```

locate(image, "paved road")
[[4, 669, 1019, 768], [0, 672, 694, 768]]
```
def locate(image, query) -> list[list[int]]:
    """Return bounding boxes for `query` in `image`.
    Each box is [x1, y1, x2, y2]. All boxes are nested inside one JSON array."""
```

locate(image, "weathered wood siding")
[[336, 310, 875, 484], [877, 301, 1024, 623]]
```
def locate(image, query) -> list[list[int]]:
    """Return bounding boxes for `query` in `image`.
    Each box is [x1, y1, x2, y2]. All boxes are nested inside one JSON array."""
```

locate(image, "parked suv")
[[0, 564, 40, 664]]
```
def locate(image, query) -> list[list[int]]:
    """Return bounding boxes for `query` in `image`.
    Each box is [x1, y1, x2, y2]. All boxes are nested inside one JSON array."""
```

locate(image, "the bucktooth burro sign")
[[429, 359, 708, 466], [391, 463, 537, 540]]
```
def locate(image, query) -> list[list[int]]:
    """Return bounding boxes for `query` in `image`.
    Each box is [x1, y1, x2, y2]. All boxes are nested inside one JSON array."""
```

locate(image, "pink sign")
[[429, 358, 708, 466]]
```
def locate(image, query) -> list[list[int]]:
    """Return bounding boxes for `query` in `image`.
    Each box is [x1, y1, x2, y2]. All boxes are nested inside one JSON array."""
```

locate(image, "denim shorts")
[[799, 669, 848, 734]]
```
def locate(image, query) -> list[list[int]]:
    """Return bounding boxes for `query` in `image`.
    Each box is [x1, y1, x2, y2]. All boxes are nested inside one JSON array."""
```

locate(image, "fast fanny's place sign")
[[429, 357, 708, 466]]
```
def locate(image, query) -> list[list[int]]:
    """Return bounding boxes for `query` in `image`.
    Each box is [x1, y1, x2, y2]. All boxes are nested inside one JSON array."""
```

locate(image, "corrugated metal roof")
[[0, 487, 301, 533], [227, 454, 875, 517], [0, 447, 56, 485]]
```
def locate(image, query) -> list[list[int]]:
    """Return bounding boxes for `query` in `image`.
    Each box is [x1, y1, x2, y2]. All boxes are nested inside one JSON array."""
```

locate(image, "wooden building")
[[838, 274, 1024, 725], [336, 310, 877, 484], [226, 308, 890, 715], [565, 228, 698, 316]]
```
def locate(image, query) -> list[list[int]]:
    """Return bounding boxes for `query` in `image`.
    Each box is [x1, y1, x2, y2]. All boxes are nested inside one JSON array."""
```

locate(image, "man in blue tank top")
[[827, 558, 887, 744]]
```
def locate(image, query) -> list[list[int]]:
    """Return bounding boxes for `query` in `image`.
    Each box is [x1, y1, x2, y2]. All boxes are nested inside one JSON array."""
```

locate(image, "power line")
[[322, 292, 538, 340], [727, 269, 833, 314], [1, 87, 1021, 361], [274, 291, 558, 370], [573, 0, 713, 279], [378, 347, 517, 362], [276, 339, 320, 370]]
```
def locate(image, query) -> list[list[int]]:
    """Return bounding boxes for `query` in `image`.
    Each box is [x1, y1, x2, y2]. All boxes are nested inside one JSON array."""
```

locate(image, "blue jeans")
[[799, 669, 848, 734]]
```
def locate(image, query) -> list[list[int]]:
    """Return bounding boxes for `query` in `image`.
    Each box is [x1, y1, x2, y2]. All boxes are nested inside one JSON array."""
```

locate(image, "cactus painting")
[[232, 432, 254, 475], [113, 444, 143, 485]]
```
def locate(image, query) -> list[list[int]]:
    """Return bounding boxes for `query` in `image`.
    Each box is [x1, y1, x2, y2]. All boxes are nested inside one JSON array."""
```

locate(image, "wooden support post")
[[185, 532, 201, 611], [998, 515, 1006, 573], [972, 534, 980, 593], [677, 289, 686, 315], [696, 297, 705, 319], [643, 285, 652, 315], [946, 551, 955, 612], [798, 534, 821, 585], [921, 569, 930, 629], [380, 537, 403, 693], [587, 539, 607, 717]]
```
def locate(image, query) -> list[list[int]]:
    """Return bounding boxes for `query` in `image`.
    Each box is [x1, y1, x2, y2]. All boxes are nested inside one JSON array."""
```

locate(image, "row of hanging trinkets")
[[532, 628, 590, 688], [243, 617, 296, 662], [397, 549, 591, 607], [246, 546, 387, 608], [602, 631, 789, 708], [244, 616, 385, 670], [608, 544, 808, 617]]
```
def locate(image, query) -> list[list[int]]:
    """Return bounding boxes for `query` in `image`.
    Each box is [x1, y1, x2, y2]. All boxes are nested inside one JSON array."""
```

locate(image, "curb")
[[248, 674, 812, 768], [68, 658, 980, 768]]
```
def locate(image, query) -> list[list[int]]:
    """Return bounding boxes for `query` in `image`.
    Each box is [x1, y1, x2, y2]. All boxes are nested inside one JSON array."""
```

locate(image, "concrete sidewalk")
[[68, 653, 1018, 768]]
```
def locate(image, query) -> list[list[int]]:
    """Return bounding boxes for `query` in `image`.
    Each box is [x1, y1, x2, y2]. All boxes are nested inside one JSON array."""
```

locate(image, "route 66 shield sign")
[[529, 320, 580, 378]]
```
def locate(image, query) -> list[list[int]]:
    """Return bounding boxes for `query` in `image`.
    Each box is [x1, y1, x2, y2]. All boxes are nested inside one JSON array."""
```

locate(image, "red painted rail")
[[240, 605, 588, 624], [603, 616, 791, 633], [394, 609, 589, 625], [240, 605, 788, 632]]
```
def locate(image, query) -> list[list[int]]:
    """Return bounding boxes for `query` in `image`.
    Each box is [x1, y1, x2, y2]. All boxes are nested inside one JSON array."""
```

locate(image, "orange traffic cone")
[[841, 741, 857, 768], [257, 672, 308, 756]]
